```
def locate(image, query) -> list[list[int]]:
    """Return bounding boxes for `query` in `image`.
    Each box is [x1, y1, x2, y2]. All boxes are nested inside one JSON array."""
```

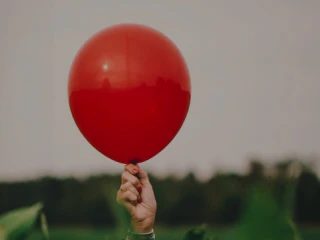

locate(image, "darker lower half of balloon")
[[69, 88, 190, 164]]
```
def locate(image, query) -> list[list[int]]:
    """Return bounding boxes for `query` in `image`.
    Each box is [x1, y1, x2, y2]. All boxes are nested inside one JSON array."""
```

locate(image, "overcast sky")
[[0, 0, 319, 181]]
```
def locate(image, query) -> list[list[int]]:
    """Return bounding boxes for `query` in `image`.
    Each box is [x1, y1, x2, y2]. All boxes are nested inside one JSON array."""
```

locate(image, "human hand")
[[117, 164, 157, 233]]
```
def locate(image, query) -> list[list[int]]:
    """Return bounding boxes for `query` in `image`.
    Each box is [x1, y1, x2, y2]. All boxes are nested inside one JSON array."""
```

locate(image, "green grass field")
[[25, 227, 320, 240]]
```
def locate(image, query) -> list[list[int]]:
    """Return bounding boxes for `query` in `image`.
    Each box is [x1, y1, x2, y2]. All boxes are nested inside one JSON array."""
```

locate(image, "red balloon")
[[68, 23, 191, 164]]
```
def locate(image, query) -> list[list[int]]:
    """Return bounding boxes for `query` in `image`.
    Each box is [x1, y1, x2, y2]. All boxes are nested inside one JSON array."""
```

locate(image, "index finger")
[[121, 171, 140, 187], [124, 163, 139, 175]]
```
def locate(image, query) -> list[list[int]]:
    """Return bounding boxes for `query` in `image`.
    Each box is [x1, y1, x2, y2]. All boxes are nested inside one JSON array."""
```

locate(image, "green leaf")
[[0, 225, 6, 240], [104, 184, 131, 239], [0, 203, 43, 240], [40, 213, 49, 240]]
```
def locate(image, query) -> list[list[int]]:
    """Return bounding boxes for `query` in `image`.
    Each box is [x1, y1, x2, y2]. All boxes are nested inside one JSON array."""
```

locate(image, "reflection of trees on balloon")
[[101, 77, 111, 89], [69, 75, 190, 164]]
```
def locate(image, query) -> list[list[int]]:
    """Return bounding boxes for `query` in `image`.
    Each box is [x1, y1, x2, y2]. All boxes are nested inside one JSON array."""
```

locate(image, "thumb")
[[137, 168, 150, 185]]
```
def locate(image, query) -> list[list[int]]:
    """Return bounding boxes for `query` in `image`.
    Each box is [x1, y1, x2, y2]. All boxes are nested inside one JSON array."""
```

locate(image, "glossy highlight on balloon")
[[68, 23, 191, 164]]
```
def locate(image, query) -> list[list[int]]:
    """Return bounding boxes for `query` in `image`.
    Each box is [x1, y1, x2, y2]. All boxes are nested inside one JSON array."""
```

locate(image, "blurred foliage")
[[0, 158, 319, 231], [0, 203, 47, 240], [0, 157, 320, 240], [0, 178, 306, 240]]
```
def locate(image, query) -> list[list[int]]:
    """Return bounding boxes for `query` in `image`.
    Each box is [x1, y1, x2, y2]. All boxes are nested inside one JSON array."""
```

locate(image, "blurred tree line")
[[0, 158, 319, 227]]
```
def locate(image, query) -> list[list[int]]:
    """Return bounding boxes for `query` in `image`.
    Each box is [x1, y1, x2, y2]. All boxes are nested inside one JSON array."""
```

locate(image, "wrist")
[[131, 217, 154, 233], [126, 229, 155, 240]]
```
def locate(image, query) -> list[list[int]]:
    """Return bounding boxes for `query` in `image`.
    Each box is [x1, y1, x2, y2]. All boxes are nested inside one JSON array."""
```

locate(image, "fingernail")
[[137, 186, 142, 193], [137, 197, 142, 204], [132, 168, 138, 174]]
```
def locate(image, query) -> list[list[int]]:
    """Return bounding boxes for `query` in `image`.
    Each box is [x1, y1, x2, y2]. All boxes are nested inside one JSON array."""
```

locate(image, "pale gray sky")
[[0, 0, 319, 181]]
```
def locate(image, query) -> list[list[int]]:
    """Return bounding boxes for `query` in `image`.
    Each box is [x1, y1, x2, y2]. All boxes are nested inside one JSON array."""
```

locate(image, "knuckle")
[[130, 189, 138, 196], [133, 178, 140, 185], [127, 184, 135, 192], [126, 192, 133, 200], [124, 165, 130, 172], [130, 194, 137, 201]]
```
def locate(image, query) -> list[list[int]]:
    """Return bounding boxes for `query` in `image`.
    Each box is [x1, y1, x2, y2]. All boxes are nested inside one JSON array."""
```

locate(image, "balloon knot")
[[130, 159, 138, 165]]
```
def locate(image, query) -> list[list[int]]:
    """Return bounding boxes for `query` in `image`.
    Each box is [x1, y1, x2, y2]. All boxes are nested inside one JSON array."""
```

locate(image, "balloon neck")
[[130, 159, 139, 165]]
